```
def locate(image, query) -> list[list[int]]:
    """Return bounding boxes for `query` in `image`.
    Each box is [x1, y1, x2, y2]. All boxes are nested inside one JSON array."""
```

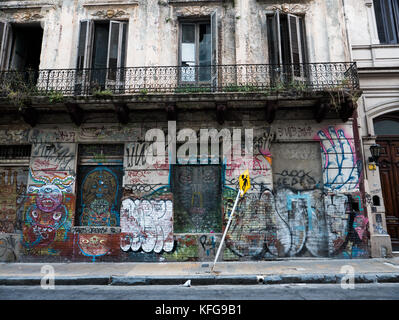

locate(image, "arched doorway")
[[374, 111, 399, 251]]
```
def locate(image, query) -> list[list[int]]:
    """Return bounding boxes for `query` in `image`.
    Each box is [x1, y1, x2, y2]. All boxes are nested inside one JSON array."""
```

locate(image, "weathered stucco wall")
[[0, 0, 351, 69], [0, 107, 369, 262]]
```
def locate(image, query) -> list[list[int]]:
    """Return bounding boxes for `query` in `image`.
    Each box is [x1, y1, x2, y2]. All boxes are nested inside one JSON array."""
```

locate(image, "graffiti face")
[[35, 185, 63, 212], [79, 166, 122, 227], [24, 183, 69, 248]]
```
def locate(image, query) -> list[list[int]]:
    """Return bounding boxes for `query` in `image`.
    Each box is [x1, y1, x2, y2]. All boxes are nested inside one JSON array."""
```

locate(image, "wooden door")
[[377, 140, 399, 250]]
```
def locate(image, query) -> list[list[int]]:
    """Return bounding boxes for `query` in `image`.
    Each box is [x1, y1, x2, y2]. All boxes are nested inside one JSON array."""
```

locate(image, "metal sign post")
[[211, 170, 251, 272]]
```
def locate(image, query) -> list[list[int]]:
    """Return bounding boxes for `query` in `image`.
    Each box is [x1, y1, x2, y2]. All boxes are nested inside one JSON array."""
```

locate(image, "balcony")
[[0, 62, 361, 126]]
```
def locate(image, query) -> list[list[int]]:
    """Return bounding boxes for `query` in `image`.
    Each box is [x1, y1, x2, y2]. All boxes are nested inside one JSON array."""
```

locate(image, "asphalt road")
[[1, 283, 399, 300]]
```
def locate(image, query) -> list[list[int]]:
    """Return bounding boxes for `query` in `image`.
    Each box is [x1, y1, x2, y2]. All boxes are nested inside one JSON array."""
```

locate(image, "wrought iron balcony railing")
[[0, 62, 359, 98]]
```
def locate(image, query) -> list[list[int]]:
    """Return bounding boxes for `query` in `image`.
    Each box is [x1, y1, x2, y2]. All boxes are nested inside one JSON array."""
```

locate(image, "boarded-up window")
[[172, 165, 222, 233], [271, 142, 323, 191]]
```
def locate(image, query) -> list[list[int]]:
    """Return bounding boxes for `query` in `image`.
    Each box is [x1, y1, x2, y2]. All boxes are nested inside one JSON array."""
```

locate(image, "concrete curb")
[[0, 276, 110, 286], [1, 273, 399, 286], [110, 275, 260, 286]]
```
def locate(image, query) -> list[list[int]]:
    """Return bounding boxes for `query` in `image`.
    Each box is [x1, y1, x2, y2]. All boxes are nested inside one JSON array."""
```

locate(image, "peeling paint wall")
[[0, 0, 367, 262], [0, 111, 369, 261]]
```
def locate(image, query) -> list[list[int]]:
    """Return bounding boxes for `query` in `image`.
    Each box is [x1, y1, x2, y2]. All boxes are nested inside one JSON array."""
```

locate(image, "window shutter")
[[392, 0, 399, 40], [0, 22, 10, 70], [76, 20, 93, 70], [270, 10, 283, 66], [107, 21, 127, 81], [211, 10, 218, 88], [287, 14, 303, 78]]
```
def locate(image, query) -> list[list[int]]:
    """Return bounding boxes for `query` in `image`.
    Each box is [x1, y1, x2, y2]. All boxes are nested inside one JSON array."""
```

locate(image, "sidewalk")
[[1, 257, 399, 286]]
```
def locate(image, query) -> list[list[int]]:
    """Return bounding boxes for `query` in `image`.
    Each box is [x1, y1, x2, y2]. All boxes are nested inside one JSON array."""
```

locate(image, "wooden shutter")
[[76, 20, 94, 70], [0, 22, 11, 71], [211, 10, 218, 88], [107, 21, 127, 81], [287, 14, 304, 78]]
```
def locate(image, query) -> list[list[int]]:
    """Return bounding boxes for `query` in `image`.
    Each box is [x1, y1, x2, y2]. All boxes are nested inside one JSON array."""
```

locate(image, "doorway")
[[374, 112, 399, 251]]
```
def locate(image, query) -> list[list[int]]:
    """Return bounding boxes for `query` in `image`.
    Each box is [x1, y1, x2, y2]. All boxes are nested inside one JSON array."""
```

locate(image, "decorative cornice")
[[91, 9, 128, 19], [82, 1, 138, 7], [174, 5, 217, 16], [265, 3, 309, 14]]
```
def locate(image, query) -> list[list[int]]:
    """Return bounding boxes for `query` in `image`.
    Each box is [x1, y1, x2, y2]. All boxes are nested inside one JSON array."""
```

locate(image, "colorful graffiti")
[[223, 187, 369, 259], [120, 197, 174, 253], [0, 168, 28, 233], [77, 166, 122, 227], [76, 233, 120, 262], [22, 180, 75, 254], [315, 126, 362, 192]]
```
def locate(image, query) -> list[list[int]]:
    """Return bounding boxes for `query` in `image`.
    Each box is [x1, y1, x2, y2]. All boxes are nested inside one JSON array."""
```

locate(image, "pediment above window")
[[260, 1, 310, 15]]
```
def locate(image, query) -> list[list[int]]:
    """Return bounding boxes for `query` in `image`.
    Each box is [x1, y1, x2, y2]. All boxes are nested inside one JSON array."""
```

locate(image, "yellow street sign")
[[239, 169, 251, 196]]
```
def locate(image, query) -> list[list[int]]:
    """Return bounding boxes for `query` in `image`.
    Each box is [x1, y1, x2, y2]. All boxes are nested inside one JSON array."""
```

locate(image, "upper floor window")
[[267, 11, 307, 67], [179, 11, 218, 85], [76, 20, 128, 90], [0, 22, 43, 72], [374, 0, 399, 44]]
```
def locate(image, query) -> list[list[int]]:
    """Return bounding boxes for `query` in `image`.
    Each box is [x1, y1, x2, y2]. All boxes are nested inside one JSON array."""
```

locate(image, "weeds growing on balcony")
[[0, 71, 39, 109], [47, 90, 65, 103]]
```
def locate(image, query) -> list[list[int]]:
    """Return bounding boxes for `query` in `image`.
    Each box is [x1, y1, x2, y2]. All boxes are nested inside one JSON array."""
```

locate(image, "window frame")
[[177, 11, 218, 87], [373, 0, 399, 44], [266, 10, 308, 82]]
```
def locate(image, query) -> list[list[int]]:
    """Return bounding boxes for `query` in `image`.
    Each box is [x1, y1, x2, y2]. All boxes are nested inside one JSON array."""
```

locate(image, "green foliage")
[[92, 88, 114, 99], [47, 90, 64, 103], [1, 72, 39, 108], [175, 86, 212, 93]]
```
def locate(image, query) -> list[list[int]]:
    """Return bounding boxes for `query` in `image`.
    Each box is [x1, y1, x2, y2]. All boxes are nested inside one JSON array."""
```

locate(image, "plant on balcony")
[[174, 85, 212, 94], [47, 90, 64, 103], [221, 85, 260, 93], [92, 88, 114, 99], [326, 78, 360, 113], [1, 71, 39, 109]]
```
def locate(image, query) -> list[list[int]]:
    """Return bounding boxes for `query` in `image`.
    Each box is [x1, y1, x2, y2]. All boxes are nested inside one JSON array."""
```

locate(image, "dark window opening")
[[374, 0, 399, 44], [0, 145, 31, 159], [0, 23, 43, 72], [266, 11, 308, 83], [75, 20, 128, 94]]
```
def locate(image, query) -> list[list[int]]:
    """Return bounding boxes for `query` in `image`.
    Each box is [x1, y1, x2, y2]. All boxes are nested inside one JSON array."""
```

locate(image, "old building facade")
[[0, 0, 372, 262], [344, 0, 399, 256]]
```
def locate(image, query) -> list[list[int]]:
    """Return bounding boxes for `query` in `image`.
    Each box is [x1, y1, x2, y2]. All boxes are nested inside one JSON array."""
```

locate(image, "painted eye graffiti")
[[31, 210, 39, 219], [53, 212, 62, 220]]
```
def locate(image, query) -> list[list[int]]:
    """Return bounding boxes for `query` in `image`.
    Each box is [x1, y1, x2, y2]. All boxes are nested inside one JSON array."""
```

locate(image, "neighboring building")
[[344, 0, 399, 256], [0, 0, 370, 262]]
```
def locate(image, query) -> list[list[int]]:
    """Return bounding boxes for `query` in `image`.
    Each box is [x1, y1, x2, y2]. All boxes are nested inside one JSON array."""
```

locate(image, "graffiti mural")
[[75, 233, 120, 262], [76, 166, 123, 227], [120, 196, 174, 253], [0, 168, 28, 233], [22, 176, 75, 255], [315, 126, 362, 192]]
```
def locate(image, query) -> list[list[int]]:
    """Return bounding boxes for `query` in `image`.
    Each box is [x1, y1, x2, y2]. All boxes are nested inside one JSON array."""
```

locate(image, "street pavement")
[[1, 257, 399, 286], [1, 283, 399, 300]]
